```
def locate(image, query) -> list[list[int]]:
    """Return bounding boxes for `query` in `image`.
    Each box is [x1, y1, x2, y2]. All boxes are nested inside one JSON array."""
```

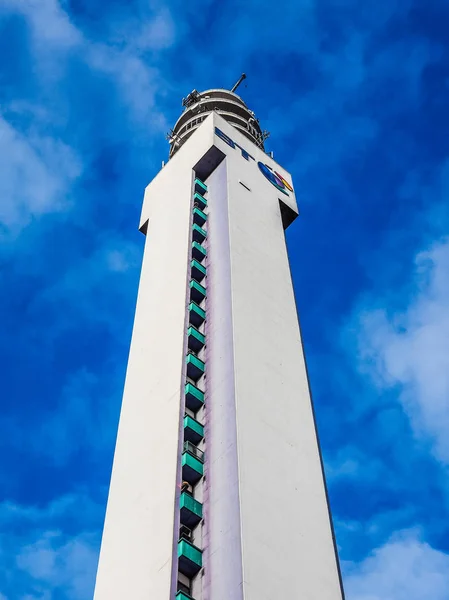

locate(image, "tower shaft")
[[94, 109, 344, 600]]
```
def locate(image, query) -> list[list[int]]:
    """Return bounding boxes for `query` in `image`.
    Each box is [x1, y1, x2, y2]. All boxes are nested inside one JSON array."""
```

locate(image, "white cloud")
[[344, 530, 449, 600], [106, 243, 140, 272], [18, 533, 58, 580], [140, 9, 176, 49], [0, 236, 140, 466], [2, 0, 170, 126], [0, 0, 81, 48], [0, 1, 171, 237], [0, 115, 81, 235], [354, 237, 449, 464], [17, 531, 98, 600], [0, 366, 121, 468], [117, 8, 178, 52], [325, 445, 391, 487], [89, 46, 162, 122], [0, 494, 101, 599], [0, 492, 104, 533], [31, 368, 119, 466], [33, 236, 141, 327]]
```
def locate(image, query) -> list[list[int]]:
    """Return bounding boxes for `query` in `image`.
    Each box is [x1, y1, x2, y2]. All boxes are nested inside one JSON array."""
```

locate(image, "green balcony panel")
[[192, 223, 207, 244], [192, 207, 207, 227], [186, 353, 205, 381], [182, 451, 203, 485], [193, 191, 207, 211], [188, 302, 205, 328], [178, 539, 203, 577], [190, 280, 206, 304], [180, 491, 203, 528], [191, 259, 206, 283], [176, 592, 194, 600], [184, 414, 204, 445], [194, 178, 208, 195], [187, 326, 205, 353], [185, 382, 204, 412], [192, 241, 206, 263]]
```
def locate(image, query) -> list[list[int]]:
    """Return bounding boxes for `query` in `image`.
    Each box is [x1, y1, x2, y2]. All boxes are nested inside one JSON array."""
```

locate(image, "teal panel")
[[181, 450, 203, 485], [188, 302, 206, 327], [193, 207, 207, 220], [189, 280, 206, 303], [178, 539, 203, 566], [184, 415, 204, 440], [194, 178, 207, 194], [185, 383, 204, 408], [182, 451, 204, 474], [191, 259, 206, 276], [193, 207, 207, 226], [180, 492, 203, 519], [189, 301, 205, 318], [186, 353, 205, 373], [192, 241, 207, 261], [193, 192, 207, 210], [187, 326, 205, 345], [192, 224, 207, 242], [176, 592, 194, 600]]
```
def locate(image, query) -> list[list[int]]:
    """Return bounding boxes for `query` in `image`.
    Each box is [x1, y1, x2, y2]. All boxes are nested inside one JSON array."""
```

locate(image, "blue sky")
[[1, 0, 449, 597]]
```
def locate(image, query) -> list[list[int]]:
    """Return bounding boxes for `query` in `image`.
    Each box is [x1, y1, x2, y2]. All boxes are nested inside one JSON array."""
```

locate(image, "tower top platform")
[[168, 81, 269, 158]]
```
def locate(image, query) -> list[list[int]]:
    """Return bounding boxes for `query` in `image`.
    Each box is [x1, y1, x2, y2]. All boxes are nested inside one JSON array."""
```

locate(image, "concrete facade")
[[94, 112, 344, 600]]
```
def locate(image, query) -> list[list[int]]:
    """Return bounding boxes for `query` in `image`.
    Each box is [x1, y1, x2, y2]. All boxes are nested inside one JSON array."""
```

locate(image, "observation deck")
[[168, 76, 269, 158]]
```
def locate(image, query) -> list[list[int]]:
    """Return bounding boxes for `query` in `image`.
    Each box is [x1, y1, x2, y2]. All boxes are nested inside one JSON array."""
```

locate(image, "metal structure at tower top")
[[168, 74, 270, 158]]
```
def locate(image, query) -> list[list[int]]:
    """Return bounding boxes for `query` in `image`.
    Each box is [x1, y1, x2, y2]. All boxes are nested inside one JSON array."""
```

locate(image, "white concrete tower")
[[94, 78, 345, 600]]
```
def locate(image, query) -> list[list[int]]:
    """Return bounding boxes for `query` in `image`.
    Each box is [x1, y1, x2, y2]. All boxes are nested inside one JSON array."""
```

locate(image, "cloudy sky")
[[1, 0, 449, 598]]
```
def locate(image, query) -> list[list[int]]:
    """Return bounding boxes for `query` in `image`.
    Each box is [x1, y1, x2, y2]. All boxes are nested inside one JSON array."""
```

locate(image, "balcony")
[[187, 326, 205, 353], [186, 352, 205, 381], [180, 491, 203, 528], [188, 302, 205, 327], [185, 382, 204, 411], [184, 414, 204, 445], [184, 440, 204, 461], [192, 207, 207, 228], [192, 241, 206, 263], [193, 192, 207, 211], [182, 445, 204, 484], [191, 259, 206, 283], [178, 538, 203, 577], [189, 280, 206, 304], [192, 223, 207, 244], [194, 177, 207, 195]]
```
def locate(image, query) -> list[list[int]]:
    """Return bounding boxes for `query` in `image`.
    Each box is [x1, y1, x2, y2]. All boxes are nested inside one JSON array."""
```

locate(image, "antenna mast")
[[231, 73, 247, 93]]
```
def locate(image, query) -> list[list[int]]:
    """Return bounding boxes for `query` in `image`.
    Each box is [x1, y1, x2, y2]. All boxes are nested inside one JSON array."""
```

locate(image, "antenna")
[[231, 73, 247, 93], [182, 90, 200, 108]]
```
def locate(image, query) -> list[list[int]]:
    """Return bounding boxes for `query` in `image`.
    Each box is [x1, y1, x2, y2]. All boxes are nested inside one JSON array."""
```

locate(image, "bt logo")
[[257, 162, 293, 196], [215, 127, 293, 196]]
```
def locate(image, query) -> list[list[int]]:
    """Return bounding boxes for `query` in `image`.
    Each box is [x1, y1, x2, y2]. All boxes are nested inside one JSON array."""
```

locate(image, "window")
[[179, 524, 192, 541], [177, 572, 191, 594]]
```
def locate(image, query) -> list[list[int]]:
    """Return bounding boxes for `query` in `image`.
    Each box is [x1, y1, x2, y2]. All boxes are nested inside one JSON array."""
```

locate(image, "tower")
[[94, 79, 345, 600]]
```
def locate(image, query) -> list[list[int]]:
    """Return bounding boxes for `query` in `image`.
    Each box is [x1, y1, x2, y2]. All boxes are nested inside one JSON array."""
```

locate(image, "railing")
[[183, 441, 204, 463], [186, 351, 205, 367]]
